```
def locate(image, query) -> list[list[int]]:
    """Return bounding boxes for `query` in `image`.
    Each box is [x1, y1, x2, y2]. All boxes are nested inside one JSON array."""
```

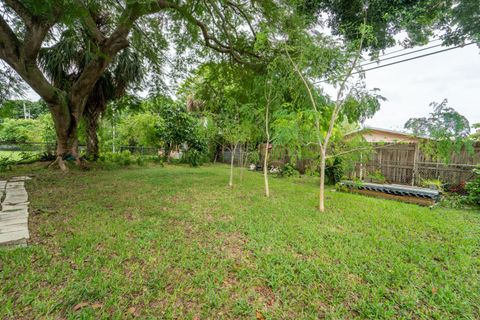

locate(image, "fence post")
[[412, 143, 419, 186]]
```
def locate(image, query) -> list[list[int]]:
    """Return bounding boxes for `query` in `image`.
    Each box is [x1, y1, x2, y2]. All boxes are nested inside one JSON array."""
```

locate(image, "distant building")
[[345, 126, 422, 144]]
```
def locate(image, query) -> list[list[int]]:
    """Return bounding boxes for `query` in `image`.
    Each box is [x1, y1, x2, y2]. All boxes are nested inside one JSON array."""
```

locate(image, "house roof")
[[345, 126, 429, 143]]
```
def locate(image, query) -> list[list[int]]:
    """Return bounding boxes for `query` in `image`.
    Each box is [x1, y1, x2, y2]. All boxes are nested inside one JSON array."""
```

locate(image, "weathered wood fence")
[[354, 143, 480, 185]]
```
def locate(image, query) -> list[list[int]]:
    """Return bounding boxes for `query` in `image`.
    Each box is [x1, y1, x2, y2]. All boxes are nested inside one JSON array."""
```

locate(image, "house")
[[345, 126, 422, 144]]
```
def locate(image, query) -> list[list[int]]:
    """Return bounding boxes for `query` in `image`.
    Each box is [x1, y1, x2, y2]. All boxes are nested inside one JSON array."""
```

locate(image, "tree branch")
[[0, 15, 21, 63], [3, 0, 34, 27], [160, 1, 261, 68], [284, 47, 324, 150], [323, 15, 367, 150], [76, 0, 106, 44], [326, 142, 398, 159], [226, 1, 257, 39]]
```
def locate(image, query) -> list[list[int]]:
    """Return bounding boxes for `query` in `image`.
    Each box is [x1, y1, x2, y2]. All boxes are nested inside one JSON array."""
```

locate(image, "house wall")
[[360, 130, 419, 143]]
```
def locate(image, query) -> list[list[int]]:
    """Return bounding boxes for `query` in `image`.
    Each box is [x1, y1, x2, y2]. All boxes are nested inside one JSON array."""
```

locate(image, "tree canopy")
[[0, 0, 479, 170], [405, 99, 472, 163]]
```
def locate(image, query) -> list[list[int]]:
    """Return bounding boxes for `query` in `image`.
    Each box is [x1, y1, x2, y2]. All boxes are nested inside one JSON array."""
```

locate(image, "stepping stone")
[[0, 177, 31, 248], [1, 205, 29, 213], [0, 222, 28, 233], [9, 176, 32, 182], [0, 229, 29, 244], [1, 214, 28, 222]]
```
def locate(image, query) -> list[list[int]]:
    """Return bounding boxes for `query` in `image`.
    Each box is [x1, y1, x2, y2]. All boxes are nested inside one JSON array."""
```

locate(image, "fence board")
[[354, 143, 480, 185]]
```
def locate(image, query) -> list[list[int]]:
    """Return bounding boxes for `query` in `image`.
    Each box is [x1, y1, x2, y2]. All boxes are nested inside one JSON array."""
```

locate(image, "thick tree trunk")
[[84, 100, 106, 160], [86, 114, 99, 160], [48, 99, 82, 171]]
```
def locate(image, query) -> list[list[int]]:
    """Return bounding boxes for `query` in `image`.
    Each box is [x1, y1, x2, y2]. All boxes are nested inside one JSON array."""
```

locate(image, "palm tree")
[[39, 16, 144, 160]]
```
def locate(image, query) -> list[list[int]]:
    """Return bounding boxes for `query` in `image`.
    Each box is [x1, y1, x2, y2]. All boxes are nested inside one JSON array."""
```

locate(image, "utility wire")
[[360, 42, 444, 68], [358, 42, 476, 73], [314, 42, 477, 84], [370, 38, 442, 59]]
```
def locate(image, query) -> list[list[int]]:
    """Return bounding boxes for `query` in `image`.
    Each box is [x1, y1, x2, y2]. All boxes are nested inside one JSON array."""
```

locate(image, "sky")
[[359, 43, 480, 131]]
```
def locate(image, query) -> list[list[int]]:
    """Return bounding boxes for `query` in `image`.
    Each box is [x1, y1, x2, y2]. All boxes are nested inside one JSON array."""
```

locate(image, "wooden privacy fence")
[[354, 143, 480, 186]]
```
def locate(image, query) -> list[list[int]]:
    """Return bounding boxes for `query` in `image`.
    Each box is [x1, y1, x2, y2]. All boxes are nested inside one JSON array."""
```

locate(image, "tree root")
[[47, 156, 90, 171], [47, 156, 69, 172]]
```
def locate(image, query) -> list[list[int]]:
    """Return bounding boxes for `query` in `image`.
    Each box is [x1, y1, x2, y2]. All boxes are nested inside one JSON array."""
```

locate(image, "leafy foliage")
[[325, 157, 344, 184], [116, 113, 163, 148], [465, 167, 480, 207], [405, 99, 472, 163], [0, 99, 48, 120]]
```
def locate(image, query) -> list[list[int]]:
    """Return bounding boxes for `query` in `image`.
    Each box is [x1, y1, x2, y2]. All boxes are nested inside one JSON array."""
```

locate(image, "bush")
[[247, 151, 260, 165], [182, 149, 205, 167], [99, 151, 134, 166], [99, 151, 164, 168], [325, 157, 344, 184], [445, 181, 467, 195], [0, 156, 14, 172], [278, 163, 299, 177], [465, 168, 480, 207], [421, 179, 444, 192], [0, 119, 39, 143], [0, 152, 39, 172]]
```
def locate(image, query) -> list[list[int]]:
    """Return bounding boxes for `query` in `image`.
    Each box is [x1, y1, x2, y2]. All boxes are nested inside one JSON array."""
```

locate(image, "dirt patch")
[[254, 286, 276, 307], [220, 231, 251, 262]]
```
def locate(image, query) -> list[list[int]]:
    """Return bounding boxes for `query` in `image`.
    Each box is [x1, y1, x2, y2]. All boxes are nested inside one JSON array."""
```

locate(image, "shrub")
[[247, 151, 260, 165], [364, 170, 386, 184], [445, 181, 467, 195], [421, 179, 444, 192], [182, 149, 205, 167], [0, 156, 14, 172], [98, 151, 164, 168], [278, 163, 299, 177], [0, 118, 39, 143], [99, 151, 134, 166], [325, 157, 344, 184], [465, 168, 480, 207], [0, 152, 39, 171]]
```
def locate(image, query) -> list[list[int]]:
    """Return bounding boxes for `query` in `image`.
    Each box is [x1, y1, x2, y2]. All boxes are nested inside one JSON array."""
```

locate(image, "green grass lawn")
[[1, 164, 479, 319], [0, 150, 39, 161]]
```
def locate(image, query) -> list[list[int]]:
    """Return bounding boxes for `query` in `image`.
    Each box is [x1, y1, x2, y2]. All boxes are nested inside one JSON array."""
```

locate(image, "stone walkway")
[[0, 176, 31, 247]]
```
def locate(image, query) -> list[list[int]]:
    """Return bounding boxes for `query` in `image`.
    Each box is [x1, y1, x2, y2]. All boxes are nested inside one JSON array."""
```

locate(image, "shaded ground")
[[0, 164, 479, 319]]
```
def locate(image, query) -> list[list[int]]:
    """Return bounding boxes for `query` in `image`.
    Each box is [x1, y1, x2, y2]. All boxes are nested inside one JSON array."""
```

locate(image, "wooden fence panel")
[[354, 143, 480, 185]]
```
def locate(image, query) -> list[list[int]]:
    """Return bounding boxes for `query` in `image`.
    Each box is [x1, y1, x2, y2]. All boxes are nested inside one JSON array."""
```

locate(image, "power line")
[[371, 38, 442, 59], [358, 42, 476, 73], [359, 42, 444, 68], [314, 42, 477, 84]]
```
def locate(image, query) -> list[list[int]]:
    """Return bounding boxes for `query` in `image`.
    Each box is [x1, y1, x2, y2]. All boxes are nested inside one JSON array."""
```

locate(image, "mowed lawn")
[[1, 164, 479, 319]]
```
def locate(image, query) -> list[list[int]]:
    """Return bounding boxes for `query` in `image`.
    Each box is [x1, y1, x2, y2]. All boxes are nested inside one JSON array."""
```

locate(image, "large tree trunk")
[[85, 113, 99, 160], [84, 99, 106, 160], [48, 99, 82, 170]]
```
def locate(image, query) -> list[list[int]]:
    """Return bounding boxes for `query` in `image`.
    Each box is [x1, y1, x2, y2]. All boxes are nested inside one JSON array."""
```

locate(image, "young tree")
[[263, 81, 273, 197], [266, 8, 382, 212]]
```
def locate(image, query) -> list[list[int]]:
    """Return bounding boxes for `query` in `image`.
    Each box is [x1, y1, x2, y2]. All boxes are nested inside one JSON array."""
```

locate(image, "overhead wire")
[[314, 42, 477, 84]]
